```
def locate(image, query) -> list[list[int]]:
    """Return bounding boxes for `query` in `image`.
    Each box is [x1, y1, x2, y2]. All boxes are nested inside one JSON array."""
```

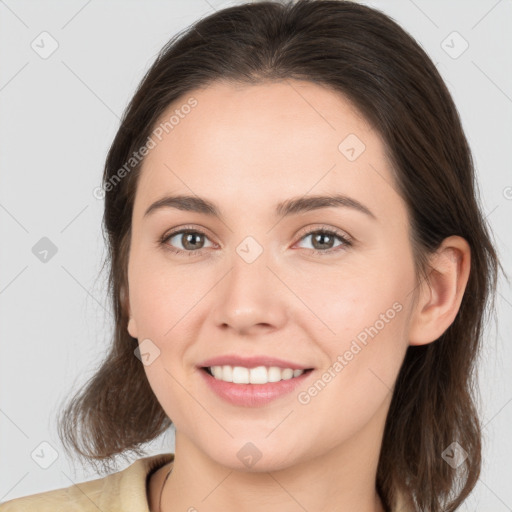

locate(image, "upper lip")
[[198, 354, 313, 370]]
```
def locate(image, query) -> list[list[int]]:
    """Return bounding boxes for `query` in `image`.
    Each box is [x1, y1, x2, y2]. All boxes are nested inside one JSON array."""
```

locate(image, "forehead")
[[134, 80, 403, 223]]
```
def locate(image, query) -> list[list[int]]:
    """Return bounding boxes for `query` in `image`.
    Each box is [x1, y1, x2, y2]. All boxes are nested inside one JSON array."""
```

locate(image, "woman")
[[0, 1, 502, 511]]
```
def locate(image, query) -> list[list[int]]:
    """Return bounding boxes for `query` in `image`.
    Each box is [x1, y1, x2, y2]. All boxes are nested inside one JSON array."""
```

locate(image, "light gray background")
[[1, 0, 511, 509]]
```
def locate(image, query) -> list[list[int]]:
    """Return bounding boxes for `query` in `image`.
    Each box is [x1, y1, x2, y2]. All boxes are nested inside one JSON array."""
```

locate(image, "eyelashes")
[[159, 224, 353, 258], [160, 228, 215, 257]]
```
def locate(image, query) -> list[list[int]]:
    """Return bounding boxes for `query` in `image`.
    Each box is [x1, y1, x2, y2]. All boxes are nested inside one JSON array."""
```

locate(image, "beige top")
[[0, 452, 414, 511], [0, 453, 173, 512]]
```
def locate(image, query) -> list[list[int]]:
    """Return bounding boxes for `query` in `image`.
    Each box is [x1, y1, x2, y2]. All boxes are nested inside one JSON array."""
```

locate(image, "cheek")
[[293, 256, 409, 340], [297, 256, 412, 390], [294, 289, 408, 446], [128, 249, 204, 336]]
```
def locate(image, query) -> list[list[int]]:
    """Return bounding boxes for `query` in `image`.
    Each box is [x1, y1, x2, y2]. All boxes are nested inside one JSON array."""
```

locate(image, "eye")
[[160, 225, 352, 257], [295, 227, 352, 255], [160, 226, 215, 256]]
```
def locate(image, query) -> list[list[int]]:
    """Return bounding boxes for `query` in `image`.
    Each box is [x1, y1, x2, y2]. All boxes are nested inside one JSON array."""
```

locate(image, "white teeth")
[[211, 366, 223, 380], [222, 365, 233, 382], [232, 366, 249, 384], [208, 365, 306, 384], [281, 368, 294, 380], [268, 366, 282, 382], [249, 366, 267, 384]]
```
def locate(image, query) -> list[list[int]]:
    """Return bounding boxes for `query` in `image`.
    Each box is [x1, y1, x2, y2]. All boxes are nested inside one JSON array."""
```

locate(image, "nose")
[[211, 244, 289, 336]]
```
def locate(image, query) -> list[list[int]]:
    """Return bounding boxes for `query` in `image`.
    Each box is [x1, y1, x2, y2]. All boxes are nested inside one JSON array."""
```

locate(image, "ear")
[[408, 235, 471, 346], [121, 285, 138, 339]]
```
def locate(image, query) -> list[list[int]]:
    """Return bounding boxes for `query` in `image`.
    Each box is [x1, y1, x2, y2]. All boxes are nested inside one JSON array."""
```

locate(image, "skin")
[[126, 80, 471, 512]]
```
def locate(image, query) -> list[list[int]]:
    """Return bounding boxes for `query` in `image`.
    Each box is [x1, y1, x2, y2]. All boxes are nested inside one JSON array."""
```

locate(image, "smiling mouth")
[[201, 365, 314, 385]]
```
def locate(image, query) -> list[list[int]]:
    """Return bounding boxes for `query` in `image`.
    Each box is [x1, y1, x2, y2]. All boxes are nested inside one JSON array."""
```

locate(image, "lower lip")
[[198, 368, 314, 407]]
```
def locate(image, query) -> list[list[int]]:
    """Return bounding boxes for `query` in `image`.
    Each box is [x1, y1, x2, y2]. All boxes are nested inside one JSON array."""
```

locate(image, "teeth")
[[208, 365, 306, 384]]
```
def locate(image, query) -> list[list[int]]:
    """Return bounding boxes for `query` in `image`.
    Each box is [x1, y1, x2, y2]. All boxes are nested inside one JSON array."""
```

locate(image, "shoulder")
[[0, 453, 174, 512]]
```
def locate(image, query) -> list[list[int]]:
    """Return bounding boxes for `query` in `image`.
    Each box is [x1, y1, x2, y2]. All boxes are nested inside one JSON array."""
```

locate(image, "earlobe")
[[127, 316, 138, 339], [408, 236, 471, 346]]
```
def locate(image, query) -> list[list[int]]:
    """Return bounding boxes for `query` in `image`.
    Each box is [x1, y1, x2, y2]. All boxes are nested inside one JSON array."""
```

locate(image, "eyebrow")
[[143, 193, 377, 221]]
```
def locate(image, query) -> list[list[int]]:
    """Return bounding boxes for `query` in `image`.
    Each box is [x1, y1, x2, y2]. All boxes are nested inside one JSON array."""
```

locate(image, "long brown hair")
[[56, 1, 504, 510]]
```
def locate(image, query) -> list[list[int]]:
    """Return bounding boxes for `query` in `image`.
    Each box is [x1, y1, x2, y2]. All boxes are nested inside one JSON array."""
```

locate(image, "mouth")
[[200, 365, 315, 384], [198, 364, 315, 407]]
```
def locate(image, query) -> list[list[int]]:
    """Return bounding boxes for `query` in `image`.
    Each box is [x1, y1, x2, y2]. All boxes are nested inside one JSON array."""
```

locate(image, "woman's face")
[[127, 80, 419, 471]]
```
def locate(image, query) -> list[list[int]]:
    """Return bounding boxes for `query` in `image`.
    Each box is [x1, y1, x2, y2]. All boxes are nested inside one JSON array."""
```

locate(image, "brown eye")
[[179, 232, 206, 250], [296, 228, 352, 255], [310, 231, 337, 250], [162, 229, 214, 254]]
